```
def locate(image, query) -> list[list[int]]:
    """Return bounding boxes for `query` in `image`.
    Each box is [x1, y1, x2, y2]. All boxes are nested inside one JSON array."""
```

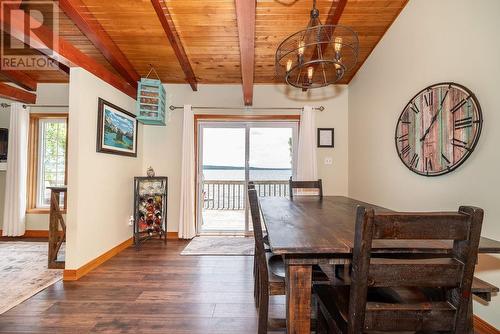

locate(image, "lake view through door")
[[197, 121, 298, 234]]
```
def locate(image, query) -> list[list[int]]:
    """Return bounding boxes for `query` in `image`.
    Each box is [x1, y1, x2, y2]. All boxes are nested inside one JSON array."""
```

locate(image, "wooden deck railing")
[[202, 180, 289, 210]]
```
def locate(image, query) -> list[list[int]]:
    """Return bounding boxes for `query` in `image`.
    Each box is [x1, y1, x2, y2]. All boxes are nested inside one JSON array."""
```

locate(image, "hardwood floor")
[[0, 240, 285, 333], [0, 239, 492, 333]]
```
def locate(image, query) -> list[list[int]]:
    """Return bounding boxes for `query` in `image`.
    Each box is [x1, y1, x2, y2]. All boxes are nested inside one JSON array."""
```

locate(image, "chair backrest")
[[348, 206, 483, 334], [289, 177, 323, 199], [248, 188, 269, 287]]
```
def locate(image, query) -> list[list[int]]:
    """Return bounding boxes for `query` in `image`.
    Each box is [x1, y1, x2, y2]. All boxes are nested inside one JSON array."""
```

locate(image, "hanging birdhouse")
[[136, 67, 167, 125]]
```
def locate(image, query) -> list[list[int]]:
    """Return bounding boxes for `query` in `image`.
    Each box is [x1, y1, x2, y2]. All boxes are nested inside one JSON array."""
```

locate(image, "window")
[[28, 114, 68, 211]]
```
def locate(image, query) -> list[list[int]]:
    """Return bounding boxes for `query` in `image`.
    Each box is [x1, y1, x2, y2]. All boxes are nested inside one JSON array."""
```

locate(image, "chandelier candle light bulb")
[[334, 36, 343, 53], [298, 40, 305, 56], [307, 66, 314, 81], [286, 59, 293, 72]]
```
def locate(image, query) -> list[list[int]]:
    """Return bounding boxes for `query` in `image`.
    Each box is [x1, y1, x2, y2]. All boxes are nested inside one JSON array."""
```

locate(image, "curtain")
[[2, 103, 29, 237], [178, 105, 196, 239], [296, 105, 318, 181]]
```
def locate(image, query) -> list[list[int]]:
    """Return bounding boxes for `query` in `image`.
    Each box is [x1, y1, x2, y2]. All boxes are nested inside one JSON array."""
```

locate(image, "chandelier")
[[275, 0, 359, 90]]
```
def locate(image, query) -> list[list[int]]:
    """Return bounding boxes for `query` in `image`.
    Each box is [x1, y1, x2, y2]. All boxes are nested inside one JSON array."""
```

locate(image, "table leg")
[[286, 264, 312, 334]]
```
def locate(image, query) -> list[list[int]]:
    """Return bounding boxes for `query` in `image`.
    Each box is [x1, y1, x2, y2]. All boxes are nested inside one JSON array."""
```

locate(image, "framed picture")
[[96, 98, 138, 157], [317, 128, 334, 148]]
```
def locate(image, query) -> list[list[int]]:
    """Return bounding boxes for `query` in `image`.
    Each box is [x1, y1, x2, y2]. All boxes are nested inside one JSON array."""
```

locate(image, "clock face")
[[395, 82, 483, 176]]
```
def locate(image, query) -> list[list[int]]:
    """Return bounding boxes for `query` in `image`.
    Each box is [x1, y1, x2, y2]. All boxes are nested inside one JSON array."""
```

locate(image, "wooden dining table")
[[259, 196, 500, 334]]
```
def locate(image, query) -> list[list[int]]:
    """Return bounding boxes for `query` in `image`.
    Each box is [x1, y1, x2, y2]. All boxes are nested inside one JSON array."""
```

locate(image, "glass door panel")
[[198, 124, 246, 233], [197, 121, 298, 235], [248, 123, 298, 231]]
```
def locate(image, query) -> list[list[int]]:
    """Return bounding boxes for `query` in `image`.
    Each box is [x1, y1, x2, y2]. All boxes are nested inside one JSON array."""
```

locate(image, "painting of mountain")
[[97, 98, 137, 157]]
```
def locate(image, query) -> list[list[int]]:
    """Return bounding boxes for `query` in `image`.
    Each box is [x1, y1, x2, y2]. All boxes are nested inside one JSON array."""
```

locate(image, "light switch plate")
[[324, 157, 333, 165]]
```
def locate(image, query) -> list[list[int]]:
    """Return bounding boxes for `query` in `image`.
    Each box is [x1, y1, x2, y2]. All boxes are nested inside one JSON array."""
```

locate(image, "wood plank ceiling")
[[0, 0, 407, 103]]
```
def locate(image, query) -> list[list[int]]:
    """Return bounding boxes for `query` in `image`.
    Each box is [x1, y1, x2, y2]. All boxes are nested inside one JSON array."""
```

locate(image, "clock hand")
[[420, 107, 443, 142]]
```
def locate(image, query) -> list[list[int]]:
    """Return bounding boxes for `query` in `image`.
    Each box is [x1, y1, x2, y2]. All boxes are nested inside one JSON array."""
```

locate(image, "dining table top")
[[259, 195, 500, 256]]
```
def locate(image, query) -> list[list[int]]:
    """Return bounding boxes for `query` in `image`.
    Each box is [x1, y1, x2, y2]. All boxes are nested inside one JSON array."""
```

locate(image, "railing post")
[[201, 180, 288, 210]]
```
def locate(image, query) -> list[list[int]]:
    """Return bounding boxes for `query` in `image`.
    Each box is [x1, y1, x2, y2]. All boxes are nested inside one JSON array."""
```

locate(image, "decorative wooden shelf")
[[136, 78, 167, 126]]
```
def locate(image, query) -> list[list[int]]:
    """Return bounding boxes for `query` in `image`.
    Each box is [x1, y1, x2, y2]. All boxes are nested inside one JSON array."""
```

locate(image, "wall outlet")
[[128, 216, 134, 226], [324, 157, 333, 165]]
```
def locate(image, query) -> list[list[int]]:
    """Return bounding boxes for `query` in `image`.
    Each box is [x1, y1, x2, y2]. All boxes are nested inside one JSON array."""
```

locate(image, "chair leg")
[[258, 285, 269, 334], [317, 308, 328, 334], [256, 272, 261, 308], [253, 255, 260, 308]]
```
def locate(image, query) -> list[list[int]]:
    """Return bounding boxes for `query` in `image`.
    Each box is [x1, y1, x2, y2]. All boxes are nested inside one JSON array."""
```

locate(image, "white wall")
[[66, 68, 142, 269], [142, 84, 349, 233], [348, 0, 500, 326]]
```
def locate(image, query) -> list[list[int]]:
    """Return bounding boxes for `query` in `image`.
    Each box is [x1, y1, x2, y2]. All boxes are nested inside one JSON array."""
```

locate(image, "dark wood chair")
[[248, 187, 286, 333], [314, 205, 484, 334], [249, 187, 329, 332], [289, 177, 323, 199]]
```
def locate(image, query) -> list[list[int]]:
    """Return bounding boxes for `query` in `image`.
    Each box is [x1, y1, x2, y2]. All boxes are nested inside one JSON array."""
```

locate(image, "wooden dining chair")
[[314, 205, 484, 334], [289, 177, 323, 199], [248, 187, 286, 333], [249, 187, 329, 332], [249, 181, 266, 307]]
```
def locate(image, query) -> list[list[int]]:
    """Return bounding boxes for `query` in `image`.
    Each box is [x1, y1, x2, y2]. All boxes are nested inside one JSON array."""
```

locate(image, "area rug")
[[0, 242, 63, 314], [181, 236, 254, 256]]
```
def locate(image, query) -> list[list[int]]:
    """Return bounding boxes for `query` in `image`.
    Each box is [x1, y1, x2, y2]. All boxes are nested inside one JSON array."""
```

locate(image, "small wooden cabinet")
[[133, 177, 168, 248]]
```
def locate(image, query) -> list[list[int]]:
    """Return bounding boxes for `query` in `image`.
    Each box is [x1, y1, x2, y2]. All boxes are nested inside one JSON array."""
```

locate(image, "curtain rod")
[[168, 105, 325, 112], [1, 103, 324, 111], [0, 103, 68, 108]]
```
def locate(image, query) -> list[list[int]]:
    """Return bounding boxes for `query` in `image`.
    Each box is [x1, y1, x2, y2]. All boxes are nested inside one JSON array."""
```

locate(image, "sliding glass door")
[[197, 121, 298, 235]]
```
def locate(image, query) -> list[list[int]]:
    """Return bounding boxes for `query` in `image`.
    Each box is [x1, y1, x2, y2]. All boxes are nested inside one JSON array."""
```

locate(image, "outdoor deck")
[[201, 180, 288, 232], [202, 210, 246, 231]]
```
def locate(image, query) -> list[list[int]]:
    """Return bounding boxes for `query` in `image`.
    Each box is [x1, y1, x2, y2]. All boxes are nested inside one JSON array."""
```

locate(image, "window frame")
[[27, 113, 68, 213]]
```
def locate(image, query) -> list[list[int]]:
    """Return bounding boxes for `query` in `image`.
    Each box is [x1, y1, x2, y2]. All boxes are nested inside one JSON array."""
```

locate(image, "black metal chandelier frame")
[[275, 0, 359, 90]]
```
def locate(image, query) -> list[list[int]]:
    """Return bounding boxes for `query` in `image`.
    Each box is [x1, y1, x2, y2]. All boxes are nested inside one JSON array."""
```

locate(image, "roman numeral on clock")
[[441, 153, 451, 164], [450, 96, 470, 113], [397, 133, 408, 142], [409, 153, 419, 168], [452, 138, 470, 151], [424, 90, 433, 107], [454, 117, 473, 129], [410, 102, 420, 114], [400, 144, 411, 157], [425, 157, 433, 171]]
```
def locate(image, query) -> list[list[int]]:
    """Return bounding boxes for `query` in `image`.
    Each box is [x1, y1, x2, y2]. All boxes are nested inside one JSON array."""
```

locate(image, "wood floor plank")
[[0, 239, 489, 333], [0, 240, 264, 334]]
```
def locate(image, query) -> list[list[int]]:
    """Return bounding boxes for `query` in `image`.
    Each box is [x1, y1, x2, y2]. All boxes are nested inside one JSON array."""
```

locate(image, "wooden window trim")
[[27, 113, 69, 214]]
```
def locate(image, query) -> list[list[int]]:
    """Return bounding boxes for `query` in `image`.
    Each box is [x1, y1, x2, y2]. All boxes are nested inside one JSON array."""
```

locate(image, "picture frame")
[[96, 98, 138, 157], [317, 128, 334, 148]]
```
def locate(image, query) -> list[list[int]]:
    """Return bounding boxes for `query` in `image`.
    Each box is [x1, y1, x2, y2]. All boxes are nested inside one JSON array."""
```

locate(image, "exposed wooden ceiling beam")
[[235, 0, 256, 106], [1, 0, 22, 10], [325, 0, 348, 26], [0, 82, 36, 103], [0, 70, 37, 91], [0, 6, 136, 99], [150, 0, 197, 91], [310, 0, 347, 80], [58, 0, 140, 88]]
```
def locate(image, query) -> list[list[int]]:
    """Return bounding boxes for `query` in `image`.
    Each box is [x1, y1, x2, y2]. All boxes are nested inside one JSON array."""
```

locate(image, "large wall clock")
[[395, 82, 483, 176]]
